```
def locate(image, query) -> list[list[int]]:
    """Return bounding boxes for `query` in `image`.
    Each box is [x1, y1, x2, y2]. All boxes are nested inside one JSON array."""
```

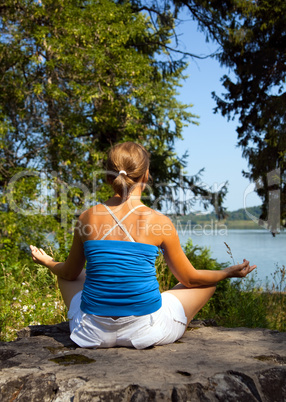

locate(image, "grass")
[[0, 261, 66, 342], [0, 242, 285, 342], [201, 269, 286, 331]]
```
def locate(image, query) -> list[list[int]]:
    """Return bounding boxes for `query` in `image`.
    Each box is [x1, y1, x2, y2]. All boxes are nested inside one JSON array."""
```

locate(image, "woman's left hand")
[[224, 259, 257, 278], [30, 245, 54, 267]]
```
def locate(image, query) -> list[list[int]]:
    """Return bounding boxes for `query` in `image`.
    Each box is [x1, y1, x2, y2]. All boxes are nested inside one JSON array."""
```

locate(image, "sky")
[[172, 15, 261, 212]]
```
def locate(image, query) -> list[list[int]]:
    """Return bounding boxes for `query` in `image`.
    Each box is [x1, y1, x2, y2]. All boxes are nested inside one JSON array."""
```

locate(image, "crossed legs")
[[58, 270, 216, 325], [57, 270, 86, 310], [164, 283, 216, 325]]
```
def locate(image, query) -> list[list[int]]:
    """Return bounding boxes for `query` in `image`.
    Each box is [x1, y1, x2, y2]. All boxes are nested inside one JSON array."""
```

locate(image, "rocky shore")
[[0, 320, 285, 401]]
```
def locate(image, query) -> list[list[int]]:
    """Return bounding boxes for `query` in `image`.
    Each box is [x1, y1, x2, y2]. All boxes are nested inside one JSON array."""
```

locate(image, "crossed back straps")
[[100, 203, 144, 242]]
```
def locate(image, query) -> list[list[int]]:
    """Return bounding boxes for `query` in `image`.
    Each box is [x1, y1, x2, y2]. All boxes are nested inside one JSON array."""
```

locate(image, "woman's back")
[[82, 239, 161, 316]]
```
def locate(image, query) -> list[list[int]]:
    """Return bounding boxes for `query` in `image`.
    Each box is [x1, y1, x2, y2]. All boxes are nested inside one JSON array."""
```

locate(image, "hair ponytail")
[[106, 142, 150, 198]]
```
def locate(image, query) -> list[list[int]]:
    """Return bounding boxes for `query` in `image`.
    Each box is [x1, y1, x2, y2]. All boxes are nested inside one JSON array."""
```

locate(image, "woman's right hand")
[[30, 245, 54, 267], [224, 259, 257, 278]]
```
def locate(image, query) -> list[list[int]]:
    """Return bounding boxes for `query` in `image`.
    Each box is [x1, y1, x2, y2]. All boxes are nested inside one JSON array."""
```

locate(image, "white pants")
[[68, 292, 187, 349]]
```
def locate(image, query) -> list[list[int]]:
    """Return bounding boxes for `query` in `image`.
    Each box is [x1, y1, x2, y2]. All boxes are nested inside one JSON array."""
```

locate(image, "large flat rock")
[[0, 321, 285, 401]]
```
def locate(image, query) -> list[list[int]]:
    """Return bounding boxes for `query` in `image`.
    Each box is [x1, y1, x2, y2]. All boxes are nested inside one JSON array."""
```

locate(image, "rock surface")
[[0, 321, 285, 401]]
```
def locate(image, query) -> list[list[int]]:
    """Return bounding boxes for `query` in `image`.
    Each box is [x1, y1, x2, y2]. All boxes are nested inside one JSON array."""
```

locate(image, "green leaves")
[[0, 0, 203, 255]]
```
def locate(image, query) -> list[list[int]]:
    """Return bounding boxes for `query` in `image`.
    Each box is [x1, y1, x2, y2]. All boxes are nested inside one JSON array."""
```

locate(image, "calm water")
[[178, 229, 286, 286]]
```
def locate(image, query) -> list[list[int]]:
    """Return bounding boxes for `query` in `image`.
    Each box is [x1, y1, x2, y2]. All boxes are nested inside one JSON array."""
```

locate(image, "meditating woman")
[[30, 142, 256, 349]]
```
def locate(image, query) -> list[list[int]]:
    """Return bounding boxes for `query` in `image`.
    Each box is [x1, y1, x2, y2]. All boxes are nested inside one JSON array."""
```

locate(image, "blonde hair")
[[106, 142, 150, 198]]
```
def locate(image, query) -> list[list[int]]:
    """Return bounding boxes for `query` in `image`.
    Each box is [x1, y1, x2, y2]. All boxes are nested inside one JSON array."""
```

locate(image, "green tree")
[[207, 0, 286, 234], [1, 0, 227, 259]]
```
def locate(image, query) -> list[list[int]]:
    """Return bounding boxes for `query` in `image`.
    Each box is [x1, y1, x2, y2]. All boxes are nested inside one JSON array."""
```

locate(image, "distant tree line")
[[169, 206, 262, 225]]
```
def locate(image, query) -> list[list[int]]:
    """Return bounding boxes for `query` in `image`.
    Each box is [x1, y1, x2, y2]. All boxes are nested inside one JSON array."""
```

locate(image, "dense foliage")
[[1, 0, 192, 191]]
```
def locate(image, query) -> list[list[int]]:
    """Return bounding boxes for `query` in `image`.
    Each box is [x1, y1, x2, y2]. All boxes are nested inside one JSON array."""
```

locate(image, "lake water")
[[178, 229, 286, 287]]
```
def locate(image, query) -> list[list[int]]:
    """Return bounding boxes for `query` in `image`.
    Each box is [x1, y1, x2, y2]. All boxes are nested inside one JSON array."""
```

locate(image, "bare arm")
[[161, 219, 256, 287], [30, 222, 86, 281]]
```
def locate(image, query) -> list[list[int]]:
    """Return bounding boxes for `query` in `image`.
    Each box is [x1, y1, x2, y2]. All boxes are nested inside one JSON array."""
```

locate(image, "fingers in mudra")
[[241, 260, 256, 277]]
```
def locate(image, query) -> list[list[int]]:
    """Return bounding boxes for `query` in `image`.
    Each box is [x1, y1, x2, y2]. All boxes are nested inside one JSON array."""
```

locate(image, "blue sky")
[[173, 16, 261, 212]]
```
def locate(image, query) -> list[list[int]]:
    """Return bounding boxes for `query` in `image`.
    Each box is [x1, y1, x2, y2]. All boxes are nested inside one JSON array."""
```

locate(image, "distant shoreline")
[[171, 219, 262, 231]]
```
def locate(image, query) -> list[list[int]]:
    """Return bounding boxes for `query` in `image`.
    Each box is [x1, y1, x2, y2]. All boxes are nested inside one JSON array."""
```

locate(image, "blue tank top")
[[80, 240, 161, 316]]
